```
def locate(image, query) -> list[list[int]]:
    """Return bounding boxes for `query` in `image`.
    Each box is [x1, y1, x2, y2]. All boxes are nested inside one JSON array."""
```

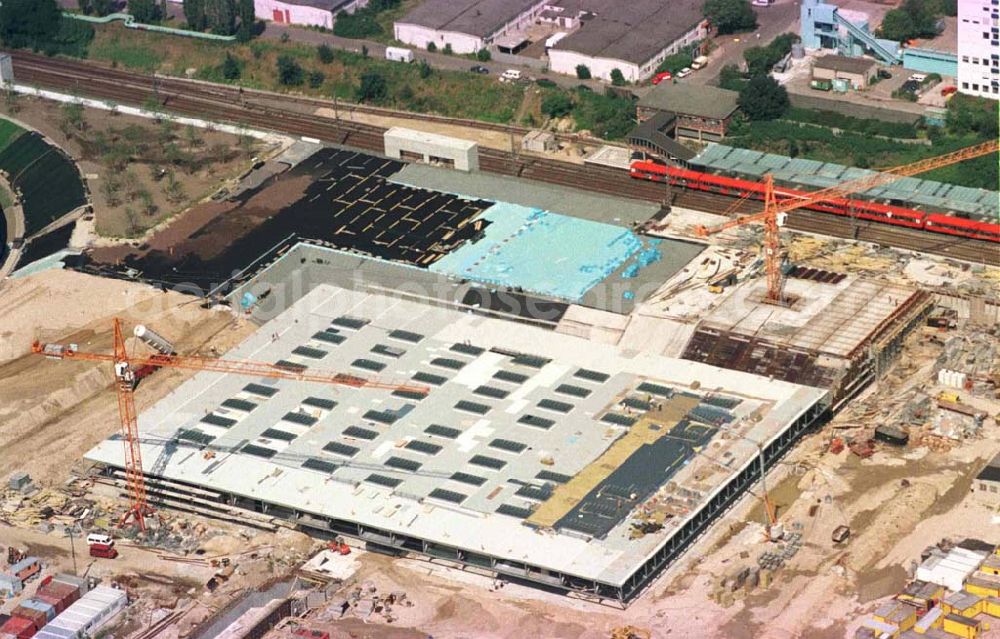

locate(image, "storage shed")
[[974, 452, 1000, 508], [34, 585, 127, 639], [812, 55, 878, 89], [384, 128, 479, 172]]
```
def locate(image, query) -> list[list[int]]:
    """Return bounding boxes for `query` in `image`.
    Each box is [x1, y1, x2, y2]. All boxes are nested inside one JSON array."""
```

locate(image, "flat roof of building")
[[638, 84, 740, 121], [385, 127, 477, 151], [813, 54, 878, 75], [976, 452, 1000, 483], [551, 0, 703, 65], [395, 0, 542, 39], [86, 284, 827, 594]]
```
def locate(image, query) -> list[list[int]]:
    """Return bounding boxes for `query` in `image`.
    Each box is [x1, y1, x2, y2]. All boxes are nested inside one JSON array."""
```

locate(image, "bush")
[[418, 60, 432, 79], [222, 53, 241, 80], [333, 8, 381, 38], [541, 92, 573, 118], [743, 32, 799, 76], [317, 44, 335, 64], [719, 64, 748, 90], [946, 93, 999, 138], [571, 91, 635, 139], [476, 48, 491, 62], [575, 64, 591, 80], [427, 41, 437, 52], [443, 43, 453, 55], [610, 68, 626, 86], [783, 107, 919, 139], [703, 0, 757, 35], [656, 51, 693, 75], [308, 70, 325, 88], [276, 55, 304, 86], [357, 71, 388, 103], [738, 75, 788, 120]]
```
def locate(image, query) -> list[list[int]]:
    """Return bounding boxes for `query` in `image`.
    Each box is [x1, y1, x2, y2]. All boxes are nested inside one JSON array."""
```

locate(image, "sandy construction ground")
[[0, 269, 254, 483]]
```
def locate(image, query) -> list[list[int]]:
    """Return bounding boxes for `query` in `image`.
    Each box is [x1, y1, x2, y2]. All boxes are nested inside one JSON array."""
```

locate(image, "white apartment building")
[[958, 0, 1000, 99]]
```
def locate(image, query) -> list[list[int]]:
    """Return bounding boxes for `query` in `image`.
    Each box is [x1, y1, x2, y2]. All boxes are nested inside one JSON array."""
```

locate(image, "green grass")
[[0, 118, 25, 153], [89, 32, 165, 71]]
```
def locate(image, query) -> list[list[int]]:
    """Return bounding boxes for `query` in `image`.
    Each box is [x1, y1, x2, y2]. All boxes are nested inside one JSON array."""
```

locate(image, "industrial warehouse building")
[[547, 0, 708, 82], [393, 0, 548, 55], [249, 0, 366, 29], [86, 283, 829, 604]]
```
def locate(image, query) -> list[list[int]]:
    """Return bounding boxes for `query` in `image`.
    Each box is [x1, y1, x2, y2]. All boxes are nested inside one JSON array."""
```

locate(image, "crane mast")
[[694, 139, 999, 304], [33, 318, 429, 531]]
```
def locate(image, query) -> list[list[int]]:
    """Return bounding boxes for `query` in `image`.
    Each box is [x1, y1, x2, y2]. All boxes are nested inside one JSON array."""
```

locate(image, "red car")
[[651, 71, 672, 85], [940, 85, 957, 96]]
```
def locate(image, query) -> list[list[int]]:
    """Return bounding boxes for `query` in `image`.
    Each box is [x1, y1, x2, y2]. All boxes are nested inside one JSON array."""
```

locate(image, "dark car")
[[470, 65, 489, 74]]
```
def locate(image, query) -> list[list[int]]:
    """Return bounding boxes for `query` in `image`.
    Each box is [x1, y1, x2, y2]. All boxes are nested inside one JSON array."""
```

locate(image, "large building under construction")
[[82, 145, 936, 604], [87, 284, 828, 603]]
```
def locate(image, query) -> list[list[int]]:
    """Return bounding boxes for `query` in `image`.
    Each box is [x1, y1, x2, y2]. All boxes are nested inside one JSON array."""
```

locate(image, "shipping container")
[[1, 615, 38, 638], [49, 575, 87, 595], [33, 595, 65, 617], [37, 583, 80, 611], [0, 573, 23, 596], [10, 608, 47, 631], [9, 558, 41, 582], [19, 600, 55, 623]]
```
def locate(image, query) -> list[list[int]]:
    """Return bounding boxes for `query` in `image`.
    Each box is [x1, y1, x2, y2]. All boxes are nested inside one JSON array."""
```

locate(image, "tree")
[[317, 44, 335, 64], [0, 0, 61, 49], [541, 92, 573, 119], [222, 52, 241, 80], [129, 0, 161, 23], [610, 68, 626, 86], [276, 55, 304, 86], [738, 75, 788, 120], [81, 0, 115, 16], [575, 64, 591, 80], [443, 43, 453, 55], [426, 41, 437, 52], [656, 51, 692, 74], [333, 8, 381, 38], [183, 0, 205, 30], [476, 48, 491, 62], [418, 60, 432, 79], [878, 8, 916, 41], [703, 0, 757, 35], [308, 70, 325, 88], [237, 0, 255, 42], [357, 71, 387, 104], [204, 0, 236, 35]]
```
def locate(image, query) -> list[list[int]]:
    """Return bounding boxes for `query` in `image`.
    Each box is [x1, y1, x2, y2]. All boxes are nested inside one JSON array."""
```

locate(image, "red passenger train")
[[629, 160, 1000, 243]]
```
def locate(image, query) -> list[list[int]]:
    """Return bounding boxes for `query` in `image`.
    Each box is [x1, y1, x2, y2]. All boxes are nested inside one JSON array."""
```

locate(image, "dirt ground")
[[0, 269, 255, 483], [0, 96, 268, 239]]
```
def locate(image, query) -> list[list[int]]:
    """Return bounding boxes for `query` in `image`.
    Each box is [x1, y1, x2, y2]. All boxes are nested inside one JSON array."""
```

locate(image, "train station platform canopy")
[[692, 144, 999, 221]]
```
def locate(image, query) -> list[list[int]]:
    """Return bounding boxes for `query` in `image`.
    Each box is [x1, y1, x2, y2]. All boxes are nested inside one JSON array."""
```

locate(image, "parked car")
[[900, 79, 921, 93], [752, 0, 772, 5], [651, 71, 672, 85], [907, 73, 927, 83], [469, 65, 489, 75], [691, 55, 709, 70], [877, 68, 892, 80], [500, 69, 522, 82], [940, 85, 957, 96], [676, 67, 692, 79]]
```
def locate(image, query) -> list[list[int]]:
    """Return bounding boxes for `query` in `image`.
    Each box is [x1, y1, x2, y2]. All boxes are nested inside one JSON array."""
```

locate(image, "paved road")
[[687, 0, 802, 86]]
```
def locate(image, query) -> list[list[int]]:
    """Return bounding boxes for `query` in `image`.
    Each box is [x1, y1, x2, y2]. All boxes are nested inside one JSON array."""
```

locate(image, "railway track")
[[9, 52, 997, 266]]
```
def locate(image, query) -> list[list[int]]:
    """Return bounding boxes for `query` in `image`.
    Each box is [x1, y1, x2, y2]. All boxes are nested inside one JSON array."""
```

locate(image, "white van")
[[87, 533, 113, 546], [501, 69, 522, 82], [385, 47, 414, 63], [691, 55, 710, 70]]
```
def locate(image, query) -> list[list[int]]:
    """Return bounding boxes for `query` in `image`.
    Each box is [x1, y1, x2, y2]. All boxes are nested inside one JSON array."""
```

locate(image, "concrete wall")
[[787, 90, 923, 124], [383, 129, 478, 171]]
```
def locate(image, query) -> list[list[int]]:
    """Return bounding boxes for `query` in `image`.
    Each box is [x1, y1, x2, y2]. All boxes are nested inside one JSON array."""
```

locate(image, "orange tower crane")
[[32, 318, 429, 532], [694, 139, 999, 305]]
